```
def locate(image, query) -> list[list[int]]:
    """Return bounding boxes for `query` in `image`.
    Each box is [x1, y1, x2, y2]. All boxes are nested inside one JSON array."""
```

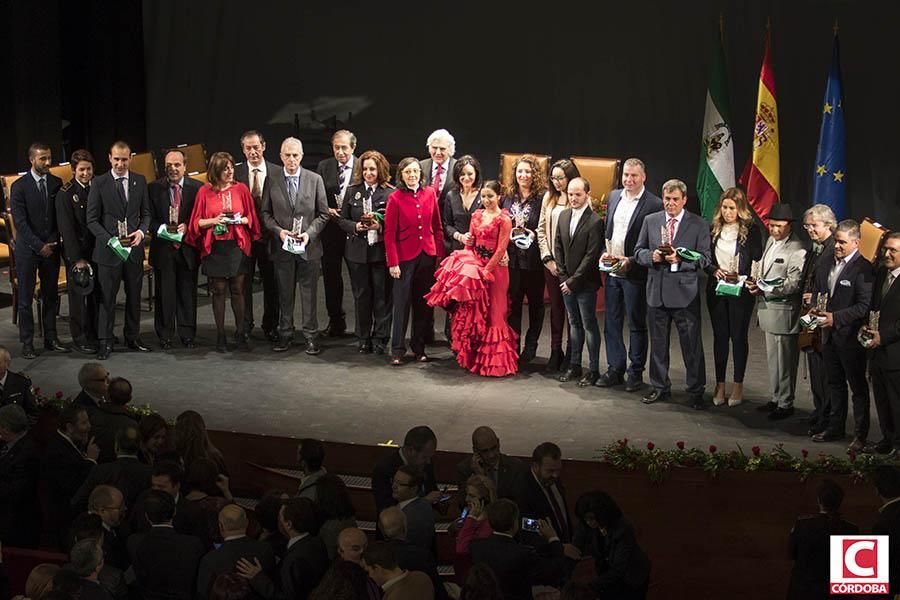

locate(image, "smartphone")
[[459, 507, 470, 521], [521, 517, 541, 533], [438, 494, 452, 503]]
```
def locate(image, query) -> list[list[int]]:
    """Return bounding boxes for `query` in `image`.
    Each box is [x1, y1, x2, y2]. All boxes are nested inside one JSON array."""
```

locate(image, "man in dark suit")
[[44, 403, 100, 547], [812, 220, 874, 451], [84, 484, 131, 571], [86, 140, 152, 360], [316, 130, 357, 337], [866, 233, 900, 456], [235, 130, 280, 342], [362, 541, 435, 600], [390, 467, 435, 554], [70, 538, 114, 600], [372, 425, 440, 515], [238, 497, 328, 600], [128, 460, 187, 534], [73, 362, 110, 420], [456, 426, 527, 501], [872, 466, 900, 596], [128, 489, 205, 600], [9, 142, 70, 358], [57, 149, 100, 354], [377, 509, 447, 599], [0, 346, 38, 419], [196, 504, 276, 598], [512, 442, 573, 546], [72, 425, 152, 512], [147, 150, 201, 349], [89, 376, 137, 463], [555, 177, 605, 387], [469, 499, 569, 600], [261, 137, 329, 355], [0, 404, 41, 547], [597, 158, 662, 391], [634, 179, 711, 409], [70, 512, 129, 600]]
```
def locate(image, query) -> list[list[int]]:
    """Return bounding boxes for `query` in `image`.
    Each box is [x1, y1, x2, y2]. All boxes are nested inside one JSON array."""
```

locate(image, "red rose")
[[801, 449, 809, 459], [751, 446, 761, 456], [676, 441, 685, 450], [709, 445, 718, 454], [55, 391, 64, 399], [647, 442, 655, 451], [848, 450, 857, 461], [34, 387, 41, 395]]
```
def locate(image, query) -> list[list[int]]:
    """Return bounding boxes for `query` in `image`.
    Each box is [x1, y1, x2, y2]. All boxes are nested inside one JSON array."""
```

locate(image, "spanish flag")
[[739, 29, 779, 224]]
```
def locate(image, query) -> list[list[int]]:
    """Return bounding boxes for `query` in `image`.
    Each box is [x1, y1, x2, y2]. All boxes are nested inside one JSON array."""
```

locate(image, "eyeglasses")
[[549, 176, 566, 182], [392, 479, 416, 487]]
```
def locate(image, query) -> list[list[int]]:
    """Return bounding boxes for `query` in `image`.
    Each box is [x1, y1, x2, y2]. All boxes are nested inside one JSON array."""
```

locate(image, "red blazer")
[[383, 186, 444, 267], [186, 182, 261, 258]]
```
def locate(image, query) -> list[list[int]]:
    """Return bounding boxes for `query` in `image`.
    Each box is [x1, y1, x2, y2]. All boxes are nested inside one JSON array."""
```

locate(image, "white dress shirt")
[[569, 203, 589, 237], [665, 210, 684, 272], [828, 249, 858, 296]]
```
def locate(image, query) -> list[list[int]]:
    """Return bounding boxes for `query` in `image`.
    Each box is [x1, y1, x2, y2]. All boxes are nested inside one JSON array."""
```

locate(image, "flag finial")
[[833, 19, 839, 35]]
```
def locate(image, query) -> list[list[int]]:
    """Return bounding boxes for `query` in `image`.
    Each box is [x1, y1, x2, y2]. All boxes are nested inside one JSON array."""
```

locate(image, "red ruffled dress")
[[425, 209, 518, 376]]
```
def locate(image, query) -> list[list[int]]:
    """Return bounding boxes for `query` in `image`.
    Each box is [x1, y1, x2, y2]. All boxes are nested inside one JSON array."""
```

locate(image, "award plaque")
[[117, 220, 130, 245], [167, 205, 179, 233], [658, 225, 674, 256]]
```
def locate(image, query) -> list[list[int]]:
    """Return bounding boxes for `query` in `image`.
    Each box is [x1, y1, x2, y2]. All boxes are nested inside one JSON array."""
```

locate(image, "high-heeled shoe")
[[234, 332, 250, 351], [216, 333, 228, 353], [713, 382, 726, 406], [728, 382, 744, 406]]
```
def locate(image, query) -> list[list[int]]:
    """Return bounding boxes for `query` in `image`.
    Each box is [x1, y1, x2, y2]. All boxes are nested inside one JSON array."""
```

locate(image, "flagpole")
[[833, 18, 839, 36]]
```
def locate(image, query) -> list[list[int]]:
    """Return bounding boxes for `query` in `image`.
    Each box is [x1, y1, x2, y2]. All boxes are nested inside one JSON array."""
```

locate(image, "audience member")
[[50, 568, 82, 599], [334, 528, 382, 600], [129, 460, 186, 533], [181, 457, 233, 550], [307, 566, 358, 600], [296, 438, 327, 500], [237, 497, 328, 600], [372, 426, 439, 515], [377, 507, 446, 600], [210, 573, 254, 600], [313, 473, 357, 559], [89, 377, 137, 462], [456, 426, 527, 501], [0, 346, 38, 417], [72, 425, 152, 512], [69, 512, 128, 600], [456, 475, 495, 558], [127, 489, 205, 600], [69, 539, 111, 600], [73, 363, 109, 417], [514, 442, 573, 544], [0, 403, 42, 547], [84, 485, 130, 570], [458, 563, 504, 600], [24, 564, 60, 600], [255, 490, 290, 560], [469, 499, 567, 600], [574, 491, 651, 600], [787, 479, 858, 600], [391, 466, 435, 555], [560, 580, 600, 600], [175, 410, 228, 474], [872, 465, 900, 596], [44, 403, 100, 546], [197, 505, 276, 599], [137, 413, 170, 465], [362, 541, 434, 600]]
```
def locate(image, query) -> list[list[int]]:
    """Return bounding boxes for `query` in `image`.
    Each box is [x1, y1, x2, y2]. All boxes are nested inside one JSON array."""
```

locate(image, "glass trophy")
[[658, 225, 674, 256], [858, 310, 880, 346], [602, 239, 622, 268], [334, 193, 344, 211], [510, 204, 527, 238], [167, 205, 179, 233], [815, 292, 828, 314], [291, 217, 303, 239], [725, 255, 740, 284], [361, 194, 374, 227], [117, 220, 130, 244], [221, 191, 234, 218], [750, 260, 761, 284]]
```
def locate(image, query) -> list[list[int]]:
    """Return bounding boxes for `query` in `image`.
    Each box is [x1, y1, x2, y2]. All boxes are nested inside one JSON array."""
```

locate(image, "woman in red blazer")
[[384, 157, 444, 365]]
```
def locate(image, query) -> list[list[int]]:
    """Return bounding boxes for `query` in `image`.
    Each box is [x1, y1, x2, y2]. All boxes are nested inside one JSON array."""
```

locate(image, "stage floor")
[[0, 269, 862, 460]]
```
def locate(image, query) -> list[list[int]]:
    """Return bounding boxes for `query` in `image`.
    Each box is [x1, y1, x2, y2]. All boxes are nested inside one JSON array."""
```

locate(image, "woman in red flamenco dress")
[[425, 180, 518, 376]]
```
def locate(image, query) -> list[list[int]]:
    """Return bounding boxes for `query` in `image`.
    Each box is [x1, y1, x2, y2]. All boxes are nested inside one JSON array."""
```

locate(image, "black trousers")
[[508, 267, 545, 350], [97, 258, 144, 344], [321, 221, 347, 325], [822, 340, 870, 440], [15, 250, 60, 345], [243, 239, 279, 334], [871, 361, 900, 449], [707, 290, 754, 383], [806, 348, 831, 430], [153, 253, 198, 342], [348, 260, 392, 343], [648, 296, 706, 394], [390, 251, 436, 356], [65, 259, 99, 345]]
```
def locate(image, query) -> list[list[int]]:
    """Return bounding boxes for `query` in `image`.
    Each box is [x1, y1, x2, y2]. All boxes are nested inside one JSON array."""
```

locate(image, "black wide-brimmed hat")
[[71, 265, 94, 295], [768, 204, 795, 222]]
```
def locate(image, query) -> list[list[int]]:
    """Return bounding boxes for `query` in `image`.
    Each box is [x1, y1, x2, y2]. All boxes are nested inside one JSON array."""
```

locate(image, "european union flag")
[[812, 35, 846, 220]]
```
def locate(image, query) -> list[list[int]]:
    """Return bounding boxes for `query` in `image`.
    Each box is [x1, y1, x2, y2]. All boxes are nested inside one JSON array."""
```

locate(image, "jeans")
[[603, 275, 648, 378], [563, 288, 601, 372]]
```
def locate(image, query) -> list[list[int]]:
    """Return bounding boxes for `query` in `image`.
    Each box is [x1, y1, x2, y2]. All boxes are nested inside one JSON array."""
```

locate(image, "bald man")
[[377, 508, 448, 600], [337, 527, 368, 564], [196, 505, 275, 598], [334, 527, 383, 599], [456, 426, 528, 500]]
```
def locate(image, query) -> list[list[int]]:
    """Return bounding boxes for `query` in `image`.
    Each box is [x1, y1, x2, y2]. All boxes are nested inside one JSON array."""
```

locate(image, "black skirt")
[[202, 239, 247, 278]]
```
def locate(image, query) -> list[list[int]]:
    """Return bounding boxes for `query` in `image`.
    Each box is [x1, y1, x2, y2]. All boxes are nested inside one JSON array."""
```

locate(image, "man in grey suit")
[[261, 137, 329, 355], [634, 179, 711, 409], [748, 204, 806, 420]]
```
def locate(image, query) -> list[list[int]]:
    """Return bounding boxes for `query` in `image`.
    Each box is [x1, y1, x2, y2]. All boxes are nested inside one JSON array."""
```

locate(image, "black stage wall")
[[140, 0, 900, 227]]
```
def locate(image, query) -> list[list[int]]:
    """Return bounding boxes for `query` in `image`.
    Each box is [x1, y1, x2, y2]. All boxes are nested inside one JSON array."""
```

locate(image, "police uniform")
[[56, 179, 99, 351]]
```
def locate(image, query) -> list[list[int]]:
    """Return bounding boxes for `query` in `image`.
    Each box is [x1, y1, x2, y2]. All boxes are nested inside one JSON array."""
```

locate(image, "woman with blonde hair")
[[706, 187, 763, 406]]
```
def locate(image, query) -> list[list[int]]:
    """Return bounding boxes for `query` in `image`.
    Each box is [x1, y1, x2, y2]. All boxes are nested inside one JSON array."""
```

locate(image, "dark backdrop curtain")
[[140, 0, 900, 226]]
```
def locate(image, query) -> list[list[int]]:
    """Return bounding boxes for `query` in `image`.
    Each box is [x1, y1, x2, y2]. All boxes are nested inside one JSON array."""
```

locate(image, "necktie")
[[364, 186, 373, 200], [39, 178, 48, 217], [433, 163, 443, 194], [117, 177, 128, 204], [171, 184, 181, 211], [287, 177, 297, 208], [338, 164, 347, 188], [667, 217, 676, 243], [884, 273, 896, 300], [251, 168, 261, 202], [545, 483, 569, 541]]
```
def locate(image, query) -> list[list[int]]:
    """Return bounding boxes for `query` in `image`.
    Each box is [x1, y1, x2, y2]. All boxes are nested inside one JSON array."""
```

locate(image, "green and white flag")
[[697, 34, 735, 221]]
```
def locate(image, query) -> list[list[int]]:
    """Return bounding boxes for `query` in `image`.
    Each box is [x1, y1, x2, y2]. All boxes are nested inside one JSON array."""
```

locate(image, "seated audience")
[[44, 403, 100, 546], [69, 539, 112, 600], [456, 426, 527, 501], [129, 460, 187, 533], [313, 473, 357, 559], [127, 490, 205, 600], [255, 490, 290, 560], [24, 564, 61, 600], [137, 413, 170, 465], [391, 465, 435, 555], [334, 527, 382, 599], [362, 541, 434, 600], [513, 442, 573, 545], [70, 512, 128, 600], [872, 465, 900, 596], [73, 362, 109, 417], [210, 573, 254, 600], [175, 410, 228, 474], [308, 567, 360, 600], [0, 346, 38, 419], [72, 425, 152, 512], [470, 499, 569, 600], [89, 377, 137, 463], [197, 505, 276, 599], [456, 474, 496, 556], [296, 438, 327, 500], [787, 479, 858, 600], [458, 563, 504, 600], [574, 491, 651, 600], [237, 497, 328, 600], [85, 485, 130, 571], [180, 457, 234, 550], [372, 426, 439, 515], [0, 404, 42, 547], [378, 507, 446, 600]]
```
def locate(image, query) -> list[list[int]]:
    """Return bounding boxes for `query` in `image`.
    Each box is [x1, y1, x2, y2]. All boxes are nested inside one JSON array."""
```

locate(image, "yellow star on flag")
[[824, 102, 833, 114], [816, 165, 827, 176], [833, 170, 844, 182]]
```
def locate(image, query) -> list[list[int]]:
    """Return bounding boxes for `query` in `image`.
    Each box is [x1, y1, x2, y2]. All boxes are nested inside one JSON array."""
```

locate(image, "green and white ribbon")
[[156, 224, 184, 243], [675, 247, 702, 262], [715, 276, 746, 297], [107, 237, 131, 262]]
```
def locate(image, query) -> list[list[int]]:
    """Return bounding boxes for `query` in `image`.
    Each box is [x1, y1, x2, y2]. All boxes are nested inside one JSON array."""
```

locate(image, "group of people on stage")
[[7, 129, 900, 451]]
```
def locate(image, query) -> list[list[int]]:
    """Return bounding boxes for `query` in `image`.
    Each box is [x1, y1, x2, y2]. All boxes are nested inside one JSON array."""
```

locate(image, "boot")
[[519, 344, 537, 365], [728, 382, 744, 407], [235, 331, 250, 351], [545, 349, 563, 372], [713, 382, 726, 406]]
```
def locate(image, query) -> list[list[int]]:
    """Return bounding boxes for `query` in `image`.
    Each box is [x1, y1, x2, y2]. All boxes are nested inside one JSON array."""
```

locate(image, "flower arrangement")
[[33, 387, 158, 419], [599, 439, 895, 483], [591, 192, 609, 220]]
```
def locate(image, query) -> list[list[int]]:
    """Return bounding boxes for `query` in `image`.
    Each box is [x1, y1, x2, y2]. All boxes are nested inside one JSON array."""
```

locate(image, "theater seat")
[[498, 153, 551, 193], [129, 151, 158, 182], [49, 163, 74, 185], [1, 172, 26, 210], [3, 547, 68, 596], [570, 156, 621, 211], [859, 217, 890, 264], [172, 143, 208, 174], [189, 171, 208, 184]]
